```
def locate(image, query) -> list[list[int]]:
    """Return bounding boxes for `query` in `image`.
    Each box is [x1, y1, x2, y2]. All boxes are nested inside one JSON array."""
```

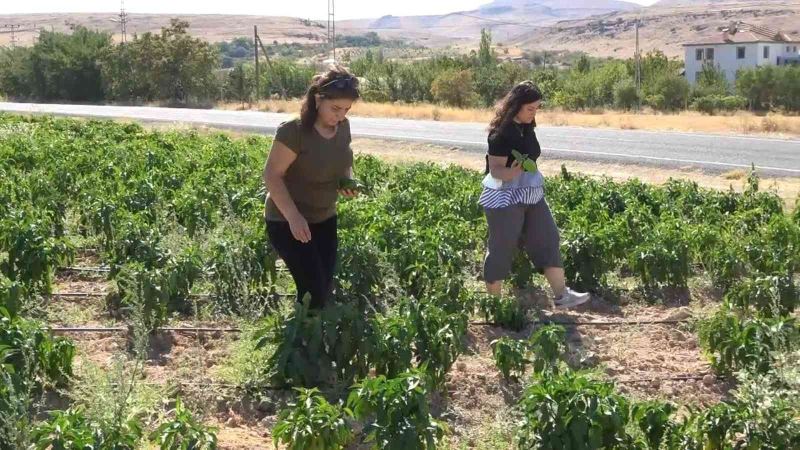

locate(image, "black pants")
[[266, 216, 338, 309]]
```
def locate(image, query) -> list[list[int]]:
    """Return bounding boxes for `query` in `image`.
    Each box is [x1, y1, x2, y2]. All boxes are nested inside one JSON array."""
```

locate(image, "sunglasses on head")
[[321, 76, 357, 91]]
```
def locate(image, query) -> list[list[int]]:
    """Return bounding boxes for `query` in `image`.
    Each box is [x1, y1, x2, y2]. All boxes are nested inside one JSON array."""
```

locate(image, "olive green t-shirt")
[[265, 118, 354, 223]]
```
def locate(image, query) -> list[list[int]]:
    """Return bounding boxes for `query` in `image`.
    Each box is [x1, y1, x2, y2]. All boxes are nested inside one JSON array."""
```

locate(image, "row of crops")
[[1, 113, 799, 448]]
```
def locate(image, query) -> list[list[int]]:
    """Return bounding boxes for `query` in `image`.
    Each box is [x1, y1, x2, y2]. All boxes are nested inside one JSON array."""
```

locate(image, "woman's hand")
[[488, 155, 524, 182], [287, 213, 312, 243], [338, 188, 358, 198], [509, 160, 524, 179]]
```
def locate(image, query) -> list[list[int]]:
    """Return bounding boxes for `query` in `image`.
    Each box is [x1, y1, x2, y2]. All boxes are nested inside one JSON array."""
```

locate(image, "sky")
[[3, 0, 661, 21]]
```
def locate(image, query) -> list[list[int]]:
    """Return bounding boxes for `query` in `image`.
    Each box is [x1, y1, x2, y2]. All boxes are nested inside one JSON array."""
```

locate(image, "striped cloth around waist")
[[478, 185, 545, 209]]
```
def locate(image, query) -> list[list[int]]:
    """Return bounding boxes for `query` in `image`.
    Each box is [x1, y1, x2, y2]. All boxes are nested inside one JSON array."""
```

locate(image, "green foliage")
[[406, 298, 467, 389], [516, 371, 634, 449], [477, 295, 526, 331], [645, 74, 690, 111], [491, 337, 530, 380], [347, 369, 448, 450], [613, 79, 638, 110], [698, 309, 798, 375], [631, 401, 677, 450], [150, 397, 218, 450], [737, 65, 800, 111], [101, 19, 220, 104], [528, 324, 567, 376], [31, 407, 144, 450], [627, 218, 691, 289], [273, 388, 352, 450], [693, 63, 729, 98], [0, 308, 74, 394], [0, 207, 73, 293], [6, 27, 112, 102], [692, 95, 747, 115], [431, 68, 477, 107], [724, 274, 798, 317], [561, 214, 619, 291], [256, 298, 371, 388], [0, 276, 26, 318], [478, 29, 495, 67], [367, 311, 415, 378]]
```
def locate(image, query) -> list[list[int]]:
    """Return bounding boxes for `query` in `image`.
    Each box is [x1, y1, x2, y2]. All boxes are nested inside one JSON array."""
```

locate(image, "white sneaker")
[[554, 288, 591, 309]]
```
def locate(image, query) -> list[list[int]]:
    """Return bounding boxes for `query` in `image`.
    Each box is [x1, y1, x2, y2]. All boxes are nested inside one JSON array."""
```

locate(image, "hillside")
[[337, 0, 641, 46], [0, 13, 328, 47], [2, 1, 799, 59], [510, 1, 800, 58]]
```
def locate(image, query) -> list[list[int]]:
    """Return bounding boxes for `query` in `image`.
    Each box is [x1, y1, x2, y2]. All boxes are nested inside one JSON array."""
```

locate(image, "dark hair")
[[488, 81, 543, 136], [300, 64, 360, 130]]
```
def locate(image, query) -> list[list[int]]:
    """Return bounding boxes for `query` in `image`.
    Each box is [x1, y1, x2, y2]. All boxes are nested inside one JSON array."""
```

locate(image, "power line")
[[448, 11, 529, 27], [327, 0, 336, 62], [109, 0, 129, 43], [635, 19, 642, 112], [1, 24, 22, 48]]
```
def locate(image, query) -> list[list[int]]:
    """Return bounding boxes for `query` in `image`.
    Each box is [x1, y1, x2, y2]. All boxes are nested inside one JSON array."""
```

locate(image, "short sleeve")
[[274, 119, 301, 154], [488, 132, 512, 157], [341, 118, 352, 145]]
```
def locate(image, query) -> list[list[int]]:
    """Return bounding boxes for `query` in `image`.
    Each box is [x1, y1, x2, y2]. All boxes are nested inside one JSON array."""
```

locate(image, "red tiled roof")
[[684, 22, 799, 46]]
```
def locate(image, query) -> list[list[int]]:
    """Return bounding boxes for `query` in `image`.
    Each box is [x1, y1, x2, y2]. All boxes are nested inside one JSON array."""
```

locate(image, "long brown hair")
[[300, 65, 360, 130], [488, 81, 543, 136]]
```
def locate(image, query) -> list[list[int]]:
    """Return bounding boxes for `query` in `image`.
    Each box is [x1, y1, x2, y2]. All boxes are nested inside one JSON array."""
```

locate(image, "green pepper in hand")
[[338, 178, 368, 193], [511, 150, 538, 173]]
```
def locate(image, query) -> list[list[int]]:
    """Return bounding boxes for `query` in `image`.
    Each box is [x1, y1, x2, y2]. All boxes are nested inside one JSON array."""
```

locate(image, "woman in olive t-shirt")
[[262, 65, 360, 309]]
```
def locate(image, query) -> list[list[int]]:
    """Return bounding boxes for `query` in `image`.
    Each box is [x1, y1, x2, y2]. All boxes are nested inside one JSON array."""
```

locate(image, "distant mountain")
[[3, 0, 798, 59], [338, 0, 641, 47], [0, 13, 328, 48]]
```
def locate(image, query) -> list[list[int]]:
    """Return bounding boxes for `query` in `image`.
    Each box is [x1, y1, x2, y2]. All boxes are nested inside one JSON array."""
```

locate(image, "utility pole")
[[254, 26, 287, 99], [2, 25, 21, 48], [327, 0, 336, 62], [254, 26, 260, 102], [110, 0, 129, 44], [635, 19, 642, 112]]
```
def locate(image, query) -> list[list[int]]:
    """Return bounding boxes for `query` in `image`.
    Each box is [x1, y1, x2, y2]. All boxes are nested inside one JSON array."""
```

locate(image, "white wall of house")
[[684, 42, 799, 86]]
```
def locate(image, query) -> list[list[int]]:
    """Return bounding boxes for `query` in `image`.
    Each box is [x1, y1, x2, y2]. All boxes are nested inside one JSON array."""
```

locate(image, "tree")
[[0, 47, 34, 99], [647, 74, 690, 111], [613, 79, 638, 110], [575, 54, 591, 73], [431, 68, 476, 108], [775, 66, 800, 112], [224, 62, 254, 105], [478, 29, 495, 67], [101, 19, 220, 104], [737, 66, 800, 112], [474, 62, 526, 107], [694, 62, 729, 97], [25, 27, 112, 101]]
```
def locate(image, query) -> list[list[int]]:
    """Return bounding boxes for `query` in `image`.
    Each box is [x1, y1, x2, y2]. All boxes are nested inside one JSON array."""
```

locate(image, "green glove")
[[511, 150, 538, 173]]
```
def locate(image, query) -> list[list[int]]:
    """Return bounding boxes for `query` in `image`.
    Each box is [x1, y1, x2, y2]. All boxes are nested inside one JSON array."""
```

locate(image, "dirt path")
[[51, 272, 727, 449]]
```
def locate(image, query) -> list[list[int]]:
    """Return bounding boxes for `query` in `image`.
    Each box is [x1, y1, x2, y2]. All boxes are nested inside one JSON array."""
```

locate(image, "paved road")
[[1, 102, 798, 176]]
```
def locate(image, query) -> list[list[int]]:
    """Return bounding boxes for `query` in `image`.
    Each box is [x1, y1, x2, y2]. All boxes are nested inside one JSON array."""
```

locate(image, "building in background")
[[683, 22, 800, 85]]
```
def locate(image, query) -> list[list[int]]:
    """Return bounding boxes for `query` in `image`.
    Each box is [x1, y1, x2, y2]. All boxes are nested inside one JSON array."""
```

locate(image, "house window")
[[737, 47, 746, 59], [788, 46, 792, 52], [696, 49, 703, 60], [764, 46, 770, 59], [706, 48, 715, 60]]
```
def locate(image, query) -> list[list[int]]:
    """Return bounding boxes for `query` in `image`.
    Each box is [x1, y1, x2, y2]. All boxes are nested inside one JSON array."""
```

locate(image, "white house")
[[683, 22, 800, 86]]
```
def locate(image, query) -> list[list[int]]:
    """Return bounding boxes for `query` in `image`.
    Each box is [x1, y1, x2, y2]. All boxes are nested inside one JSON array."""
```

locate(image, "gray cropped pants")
[[483, 200, 562, 283]]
